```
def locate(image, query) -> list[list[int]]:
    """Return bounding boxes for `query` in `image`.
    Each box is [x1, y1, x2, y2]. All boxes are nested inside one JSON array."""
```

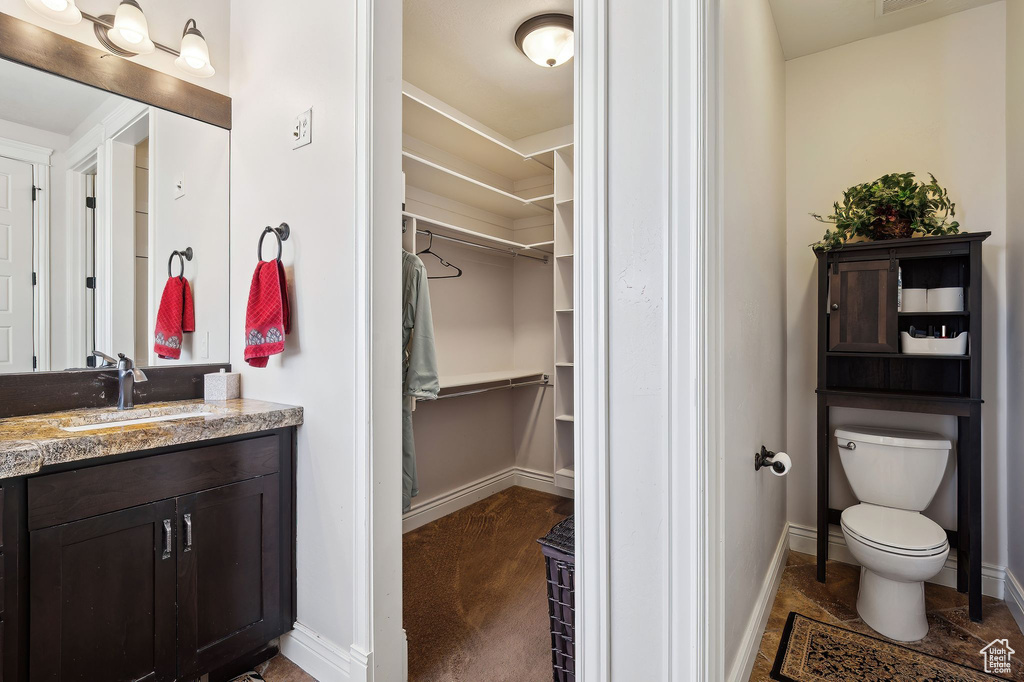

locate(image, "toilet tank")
[[835, 426, 952, 511]]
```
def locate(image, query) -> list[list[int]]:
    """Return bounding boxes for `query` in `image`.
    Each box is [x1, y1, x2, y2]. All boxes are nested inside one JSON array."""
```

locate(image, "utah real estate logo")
[[979, 638, 1015, 675]]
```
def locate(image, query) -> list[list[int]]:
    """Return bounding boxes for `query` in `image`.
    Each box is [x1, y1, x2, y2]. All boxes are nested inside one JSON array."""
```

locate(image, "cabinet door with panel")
[[829, 259, 899, 352], [175, 476, 281, 678], [29, 499, 177, 682]]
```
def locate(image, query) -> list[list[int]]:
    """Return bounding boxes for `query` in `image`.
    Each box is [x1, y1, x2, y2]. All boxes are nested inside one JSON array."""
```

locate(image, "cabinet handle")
[[831, 303, 839, 311], [184, 513, 193, 552], [162, 519, 172, 560]]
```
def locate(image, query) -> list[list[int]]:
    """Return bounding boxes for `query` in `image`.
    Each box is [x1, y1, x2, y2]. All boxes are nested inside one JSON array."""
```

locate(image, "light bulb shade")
[[174, 20, 215, 78], [107, 0, 155, 55], [515, 13, 573, 68], [24, 0, 82, 25]]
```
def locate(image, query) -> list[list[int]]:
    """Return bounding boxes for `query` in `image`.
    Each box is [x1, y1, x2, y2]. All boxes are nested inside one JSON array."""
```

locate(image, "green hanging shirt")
[[402, 250, 439, 511]]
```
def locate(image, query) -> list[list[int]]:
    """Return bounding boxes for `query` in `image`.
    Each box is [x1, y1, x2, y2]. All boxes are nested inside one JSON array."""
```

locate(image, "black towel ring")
[[258, 223, 291, 262], [168, 247, 193, 278]]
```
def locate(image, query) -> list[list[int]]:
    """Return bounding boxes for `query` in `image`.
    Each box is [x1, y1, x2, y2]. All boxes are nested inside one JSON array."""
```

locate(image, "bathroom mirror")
[[0, 56, 229, 373]]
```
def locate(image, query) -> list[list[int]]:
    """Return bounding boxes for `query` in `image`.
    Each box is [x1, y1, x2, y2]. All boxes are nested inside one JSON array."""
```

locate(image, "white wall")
[[228, 0, 361, 671], [0, 0, 230, 95], [721, 0, 788, 678], [149, 109, 230, 365], [785, 3, 1008, 566], [1005, 0, 1024, 605]]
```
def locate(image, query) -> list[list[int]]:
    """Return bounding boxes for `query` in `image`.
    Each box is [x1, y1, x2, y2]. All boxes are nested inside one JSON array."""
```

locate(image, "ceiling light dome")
[[174, 19, 215, 78], [107, 0, 155, 55], [24, 0, 82, 25], [515, 13, 574, 68]]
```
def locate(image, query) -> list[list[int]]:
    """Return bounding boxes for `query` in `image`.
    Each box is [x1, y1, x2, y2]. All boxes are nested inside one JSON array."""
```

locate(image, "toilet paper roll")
[[769, 452, 792, 477]]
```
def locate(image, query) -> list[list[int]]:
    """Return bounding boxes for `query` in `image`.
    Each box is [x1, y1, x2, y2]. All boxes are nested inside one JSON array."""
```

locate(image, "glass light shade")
[[174, 22, 215, 78], [107, 0, 155, 55], [515, 14, 573, 68], [24, 0, 82, 25]]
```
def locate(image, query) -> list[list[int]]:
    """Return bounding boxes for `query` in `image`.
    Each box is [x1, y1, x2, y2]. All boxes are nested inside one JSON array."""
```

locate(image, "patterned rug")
[[772, 613, 1000, 681]]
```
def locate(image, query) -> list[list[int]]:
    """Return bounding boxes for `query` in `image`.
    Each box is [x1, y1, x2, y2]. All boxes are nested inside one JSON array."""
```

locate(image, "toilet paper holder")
[[754, 445, 790, 475]]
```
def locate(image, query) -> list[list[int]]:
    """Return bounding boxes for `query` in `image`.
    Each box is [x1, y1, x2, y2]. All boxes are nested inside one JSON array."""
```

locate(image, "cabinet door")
[[176, 476, 280, 677], [829, 259, 899, 352], [29, 499, 177, 682]]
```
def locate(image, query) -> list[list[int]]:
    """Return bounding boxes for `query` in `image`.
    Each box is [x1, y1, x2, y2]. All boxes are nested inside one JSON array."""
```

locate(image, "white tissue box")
[[204, 370, 240, 400]]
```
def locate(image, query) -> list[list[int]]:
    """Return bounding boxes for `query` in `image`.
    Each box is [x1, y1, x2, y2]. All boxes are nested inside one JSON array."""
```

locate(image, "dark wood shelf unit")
[[814, 232, 989, 623]]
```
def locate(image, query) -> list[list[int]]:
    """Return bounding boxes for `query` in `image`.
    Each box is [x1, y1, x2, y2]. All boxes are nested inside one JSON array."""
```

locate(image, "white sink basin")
[[60, 410, 216, 432]]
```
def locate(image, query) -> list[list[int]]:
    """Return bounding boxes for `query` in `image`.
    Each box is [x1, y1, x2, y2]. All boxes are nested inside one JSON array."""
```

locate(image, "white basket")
[[900, 331, 968, 356]]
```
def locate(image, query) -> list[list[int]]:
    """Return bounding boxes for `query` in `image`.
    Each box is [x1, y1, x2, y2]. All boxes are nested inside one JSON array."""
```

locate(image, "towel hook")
[[258, 223, 291, 262], [168, 247, 193, 278]]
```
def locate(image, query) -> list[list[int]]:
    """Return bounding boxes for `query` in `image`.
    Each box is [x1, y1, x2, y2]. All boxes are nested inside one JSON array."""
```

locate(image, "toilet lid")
[[841, 504, 948, 553]]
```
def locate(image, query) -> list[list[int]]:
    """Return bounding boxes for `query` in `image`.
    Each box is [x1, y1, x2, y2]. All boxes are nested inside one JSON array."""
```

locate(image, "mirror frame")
[[0, 12, 232, 411], [0, 12, 230, 130]]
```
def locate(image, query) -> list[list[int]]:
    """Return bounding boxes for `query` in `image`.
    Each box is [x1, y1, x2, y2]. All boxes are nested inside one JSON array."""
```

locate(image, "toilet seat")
[[841, 504, 948, 557]]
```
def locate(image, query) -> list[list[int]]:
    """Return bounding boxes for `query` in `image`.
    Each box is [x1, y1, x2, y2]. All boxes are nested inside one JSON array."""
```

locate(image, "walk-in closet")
[[400, 2, 575, 680]]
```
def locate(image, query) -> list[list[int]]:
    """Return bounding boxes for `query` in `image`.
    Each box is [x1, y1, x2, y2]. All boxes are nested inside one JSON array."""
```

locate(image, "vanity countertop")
[[0, 399, 303, 479]]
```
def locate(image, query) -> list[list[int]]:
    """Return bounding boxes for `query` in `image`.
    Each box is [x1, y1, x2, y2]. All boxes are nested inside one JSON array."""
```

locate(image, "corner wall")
[[785, 3, 1008, 567], [721, 0, 789, 679], [1004, 0, 1024, 629]]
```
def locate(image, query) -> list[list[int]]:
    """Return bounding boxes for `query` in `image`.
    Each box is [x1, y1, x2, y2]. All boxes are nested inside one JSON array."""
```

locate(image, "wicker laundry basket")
[[538, 515, 575, 682]]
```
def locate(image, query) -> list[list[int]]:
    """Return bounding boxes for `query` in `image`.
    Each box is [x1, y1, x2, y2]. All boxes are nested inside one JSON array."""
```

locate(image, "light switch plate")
[[173, 172, 185, 200], [293, 108, 312, 149]]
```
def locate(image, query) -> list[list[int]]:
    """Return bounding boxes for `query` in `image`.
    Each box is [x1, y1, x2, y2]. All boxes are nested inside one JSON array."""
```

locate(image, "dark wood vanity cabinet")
[[1, 428, 296, 682], [828, 259, 899, 352]]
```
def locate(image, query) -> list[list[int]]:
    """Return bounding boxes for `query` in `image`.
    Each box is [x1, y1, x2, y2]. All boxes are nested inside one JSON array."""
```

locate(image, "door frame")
[[354, 0, 721, 679], [0, 136, 52, 372]]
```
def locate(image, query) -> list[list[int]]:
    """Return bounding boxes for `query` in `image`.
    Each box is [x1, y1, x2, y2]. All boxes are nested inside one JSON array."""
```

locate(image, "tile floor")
[[257, 655, 316, 682], [749, 551, 1024, 680]]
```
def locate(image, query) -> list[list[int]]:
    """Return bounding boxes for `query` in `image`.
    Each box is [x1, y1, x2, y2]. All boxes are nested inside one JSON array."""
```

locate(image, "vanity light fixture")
[[24, 0, 216, 79], [514, 13, 574, 68], [105, 0, 155, 55], [24, 0, 82, 25], [174, 19, 215, 78]]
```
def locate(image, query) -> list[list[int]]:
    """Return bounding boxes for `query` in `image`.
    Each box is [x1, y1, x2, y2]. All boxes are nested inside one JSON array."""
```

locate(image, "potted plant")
[[811, 172, 960, 250]]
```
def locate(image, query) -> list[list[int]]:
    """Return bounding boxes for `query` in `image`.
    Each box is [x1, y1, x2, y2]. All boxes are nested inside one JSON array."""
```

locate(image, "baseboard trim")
[[280, 622, 352, 682], [728, 523, 790, 682], [1004, 569, 1024, 635], [402, 466, 572, 533], [788, 522, 1006, 599]]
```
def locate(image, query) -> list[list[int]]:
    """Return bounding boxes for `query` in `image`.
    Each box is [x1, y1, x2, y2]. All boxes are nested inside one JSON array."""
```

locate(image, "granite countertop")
[[0, 399, 303, 479]]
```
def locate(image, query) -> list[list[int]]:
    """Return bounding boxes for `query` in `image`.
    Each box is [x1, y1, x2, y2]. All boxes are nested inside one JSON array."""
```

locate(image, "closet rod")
[[416, 230, 550, 263], [430, 377, 551, 401]]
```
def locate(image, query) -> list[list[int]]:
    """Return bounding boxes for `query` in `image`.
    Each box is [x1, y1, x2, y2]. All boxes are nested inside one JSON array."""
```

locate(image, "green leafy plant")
[[811, 172, 960, 250]]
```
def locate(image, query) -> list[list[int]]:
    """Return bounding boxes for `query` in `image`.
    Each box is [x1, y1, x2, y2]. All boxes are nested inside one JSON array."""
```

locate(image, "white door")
[[0, 156, 34, 373]]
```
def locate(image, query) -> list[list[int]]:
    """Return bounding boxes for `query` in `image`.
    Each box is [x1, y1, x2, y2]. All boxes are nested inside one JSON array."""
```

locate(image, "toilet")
[[835, 426, 952, 642]]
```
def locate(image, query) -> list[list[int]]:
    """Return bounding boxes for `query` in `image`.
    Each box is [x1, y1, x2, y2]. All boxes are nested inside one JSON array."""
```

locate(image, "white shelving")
[[440, 369, 545, 390], [552, 145, 575, 489], [404, 211, 551, 258]]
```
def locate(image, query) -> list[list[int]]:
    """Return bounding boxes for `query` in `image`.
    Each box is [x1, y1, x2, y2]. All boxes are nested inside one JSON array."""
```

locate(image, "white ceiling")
[[768, 0, 1002, 60], [403, 0, 573, 140], [0, 59, 117, 136]]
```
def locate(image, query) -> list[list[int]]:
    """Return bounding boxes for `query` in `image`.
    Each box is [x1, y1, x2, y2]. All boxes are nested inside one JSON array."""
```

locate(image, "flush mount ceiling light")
[[24, 0, 82, 25], [103, 0, 155, 55], [174, 19, 215, 78], [515, 13, 574, 68]]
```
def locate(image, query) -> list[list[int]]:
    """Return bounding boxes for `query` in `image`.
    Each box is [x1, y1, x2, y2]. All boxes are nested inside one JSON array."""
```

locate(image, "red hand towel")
[[154, 276, 195, 360], [244, 260, 290, 368]]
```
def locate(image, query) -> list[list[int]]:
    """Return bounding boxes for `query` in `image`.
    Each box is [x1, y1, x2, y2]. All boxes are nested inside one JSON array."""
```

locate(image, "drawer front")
[[28, 435, 280, 530]]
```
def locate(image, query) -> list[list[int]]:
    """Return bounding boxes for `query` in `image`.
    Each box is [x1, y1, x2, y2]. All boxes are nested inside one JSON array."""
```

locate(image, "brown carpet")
[[772, 612, 1000, 681], [403, 486, 574, 682]]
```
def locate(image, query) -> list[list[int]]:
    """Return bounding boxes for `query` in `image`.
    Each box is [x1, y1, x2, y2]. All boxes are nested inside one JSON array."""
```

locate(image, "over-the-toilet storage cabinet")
[[814, 232, 989, 622]]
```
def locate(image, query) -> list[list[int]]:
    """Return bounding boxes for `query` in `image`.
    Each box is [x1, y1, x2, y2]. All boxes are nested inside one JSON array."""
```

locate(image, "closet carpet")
[[404, 486, 574, 682]]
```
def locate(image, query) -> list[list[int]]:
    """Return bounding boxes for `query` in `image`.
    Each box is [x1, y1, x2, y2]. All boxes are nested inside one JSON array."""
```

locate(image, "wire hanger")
[[417, 231, 462, 279]]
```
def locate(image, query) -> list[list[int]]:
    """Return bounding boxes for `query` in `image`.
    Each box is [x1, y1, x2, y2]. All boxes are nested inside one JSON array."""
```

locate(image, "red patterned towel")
[[244, 260, 290, 367], [154, 276, 194, 359]]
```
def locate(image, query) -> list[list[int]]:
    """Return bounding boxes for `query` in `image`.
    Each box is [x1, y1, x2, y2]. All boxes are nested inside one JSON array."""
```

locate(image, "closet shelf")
[[404, 212, 552, 258], [555, 362, 574, 368], [556, 198, 574, 207], [402, 90, 556, 181], [403, 152, 554, 220], [440, 370, 546, 391], [556, 308, 574, 314], [525, 240, 555, 254], [555, 414, 574, 423]]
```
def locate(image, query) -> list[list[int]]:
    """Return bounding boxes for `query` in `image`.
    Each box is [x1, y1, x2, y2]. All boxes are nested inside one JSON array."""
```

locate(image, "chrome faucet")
[[92, 351, 148, 410]]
